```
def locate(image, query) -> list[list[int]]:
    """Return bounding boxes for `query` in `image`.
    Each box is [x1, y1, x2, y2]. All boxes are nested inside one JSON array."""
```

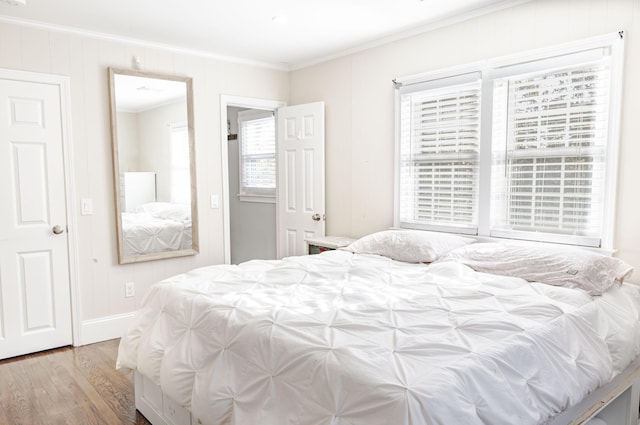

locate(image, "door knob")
[[52, 225, 65, 235], [311, 213, 321, 222]]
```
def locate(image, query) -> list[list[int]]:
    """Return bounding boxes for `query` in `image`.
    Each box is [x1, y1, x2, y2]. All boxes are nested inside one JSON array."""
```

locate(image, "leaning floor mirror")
[[108, 67, 199, 264]]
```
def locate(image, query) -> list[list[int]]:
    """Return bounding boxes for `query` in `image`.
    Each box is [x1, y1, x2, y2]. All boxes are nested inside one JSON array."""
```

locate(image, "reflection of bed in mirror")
[[122, 202, 192, 257], [120, 171, 192, 257]]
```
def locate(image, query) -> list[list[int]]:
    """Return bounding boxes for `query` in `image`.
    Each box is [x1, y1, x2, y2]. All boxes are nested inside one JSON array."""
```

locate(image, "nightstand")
[[305, 236, 356, 255]]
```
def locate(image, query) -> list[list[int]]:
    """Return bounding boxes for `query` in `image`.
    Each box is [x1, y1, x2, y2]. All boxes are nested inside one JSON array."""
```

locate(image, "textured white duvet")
[[122, 212, 192, 256], [117, 250, 640, 425]]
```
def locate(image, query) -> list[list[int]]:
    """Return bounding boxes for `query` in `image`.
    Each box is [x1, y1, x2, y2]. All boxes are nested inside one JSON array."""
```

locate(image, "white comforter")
[[117, 250, 640, 425], [122, 212, 192, 256]]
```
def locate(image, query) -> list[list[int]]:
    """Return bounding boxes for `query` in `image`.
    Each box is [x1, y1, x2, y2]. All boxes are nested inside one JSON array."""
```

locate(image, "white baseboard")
[[79, 312, 136, 345]]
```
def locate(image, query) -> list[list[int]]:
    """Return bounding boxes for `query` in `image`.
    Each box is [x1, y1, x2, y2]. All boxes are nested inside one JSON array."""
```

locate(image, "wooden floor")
[[0, 339, 151, 425]]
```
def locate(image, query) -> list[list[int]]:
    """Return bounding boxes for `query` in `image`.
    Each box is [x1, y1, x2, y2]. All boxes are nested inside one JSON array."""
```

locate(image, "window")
[[395, 33, 624, 248], [398, 74, 481, 234], [170, 123, 191, 205], [491, 61, 611, 246], [238, 110, 276, 201]]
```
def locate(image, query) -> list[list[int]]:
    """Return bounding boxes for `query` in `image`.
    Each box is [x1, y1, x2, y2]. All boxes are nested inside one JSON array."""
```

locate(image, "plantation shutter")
[[491, 59, 612, 246], [398, 75, 481, 233], [238, 110, 276, 197]]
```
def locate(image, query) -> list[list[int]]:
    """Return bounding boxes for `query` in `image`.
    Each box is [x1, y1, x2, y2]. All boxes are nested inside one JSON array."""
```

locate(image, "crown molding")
[[0, 14, 290, 71]]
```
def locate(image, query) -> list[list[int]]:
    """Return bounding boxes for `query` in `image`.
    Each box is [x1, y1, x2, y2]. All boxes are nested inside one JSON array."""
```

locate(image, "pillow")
[[343, 230, 474, 263], [134, 202, 191, 222], [437, 242, 633, 296]]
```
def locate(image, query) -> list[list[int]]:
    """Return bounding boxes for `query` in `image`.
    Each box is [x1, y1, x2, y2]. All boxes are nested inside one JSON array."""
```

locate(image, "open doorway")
[[221, 96, 326, 264], [227, 106, 276, 264], [220, 96, 286, 265]]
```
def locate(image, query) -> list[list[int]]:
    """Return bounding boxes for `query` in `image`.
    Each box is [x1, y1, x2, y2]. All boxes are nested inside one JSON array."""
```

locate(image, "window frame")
[[237, 109, 277, 203], [394, 32, 625, 250], [396, 72, 483, 235]]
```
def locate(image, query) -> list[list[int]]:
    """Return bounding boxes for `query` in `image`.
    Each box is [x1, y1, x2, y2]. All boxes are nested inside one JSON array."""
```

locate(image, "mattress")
[[117, 250, 640, 425]]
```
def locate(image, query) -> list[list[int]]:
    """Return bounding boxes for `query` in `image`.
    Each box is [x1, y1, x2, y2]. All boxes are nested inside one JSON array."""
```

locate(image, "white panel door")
[[276, 102, 325, 258], [0, 77, 72, 360]]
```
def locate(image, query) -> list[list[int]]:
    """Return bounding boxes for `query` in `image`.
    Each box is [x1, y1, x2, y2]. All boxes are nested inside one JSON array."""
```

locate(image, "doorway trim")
[[220, 95, 286, 264], [0, 68, 81, 346]]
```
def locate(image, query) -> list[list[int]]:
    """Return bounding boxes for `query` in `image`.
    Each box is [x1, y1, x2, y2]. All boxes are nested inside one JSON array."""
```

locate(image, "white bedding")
[[122, 203, 192, 256], [117, 250, 640, 425]]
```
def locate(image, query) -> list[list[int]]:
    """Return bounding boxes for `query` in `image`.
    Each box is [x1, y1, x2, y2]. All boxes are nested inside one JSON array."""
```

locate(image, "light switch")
[[81, 198, 93, 215], [210, 194, 220, 209]]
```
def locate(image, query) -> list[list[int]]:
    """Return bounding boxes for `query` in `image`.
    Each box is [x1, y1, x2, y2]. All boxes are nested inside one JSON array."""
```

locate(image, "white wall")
[[117, 101, 187, 203], [0, 21, 289, 342], [137, 100, 187, 203], [115, 111, 139, 172], [290, 0, 640, 282]]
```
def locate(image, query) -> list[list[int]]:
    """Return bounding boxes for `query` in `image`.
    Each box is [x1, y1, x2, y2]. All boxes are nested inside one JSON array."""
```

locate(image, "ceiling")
[[113, 73, 187, 112], [0, 0, 526, 69]]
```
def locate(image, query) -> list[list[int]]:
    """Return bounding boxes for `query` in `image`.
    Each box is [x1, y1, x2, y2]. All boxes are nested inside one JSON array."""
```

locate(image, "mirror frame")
[[108, 67, 199, 264]]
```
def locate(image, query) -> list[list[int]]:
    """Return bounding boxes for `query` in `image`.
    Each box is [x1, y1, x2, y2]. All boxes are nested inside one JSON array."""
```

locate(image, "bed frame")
[[134, 355, 640, 425]]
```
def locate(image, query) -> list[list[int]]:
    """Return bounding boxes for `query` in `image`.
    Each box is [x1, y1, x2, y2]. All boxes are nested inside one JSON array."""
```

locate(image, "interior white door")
[[276, 101, 325, 258], [0, 77, 72, 360]]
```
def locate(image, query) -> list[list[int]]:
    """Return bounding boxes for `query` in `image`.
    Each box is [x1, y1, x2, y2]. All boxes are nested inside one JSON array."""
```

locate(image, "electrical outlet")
[[125, 281, 135, 298]]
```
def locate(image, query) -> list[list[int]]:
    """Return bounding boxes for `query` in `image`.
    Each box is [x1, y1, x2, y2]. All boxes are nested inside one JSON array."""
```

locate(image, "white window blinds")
[[398, 78, 481, 233], [491, 60, 612, 246], [238, 110, 276, 198], [394, 33, 623, 248]]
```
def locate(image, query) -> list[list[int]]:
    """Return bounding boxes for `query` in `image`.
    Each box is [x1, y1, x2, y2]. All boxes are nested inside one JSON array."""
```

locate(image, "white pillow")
[[344, 230, 474, 263], [437, 242, 633, 296], [134, 202, 191, 222]]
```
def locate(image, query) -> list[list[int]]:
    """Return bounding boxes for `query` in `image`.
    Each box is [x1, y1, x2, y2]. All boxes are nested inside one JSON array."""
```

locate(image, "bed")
[[122, 202, 192, 257], [117, 230, 640, 425]]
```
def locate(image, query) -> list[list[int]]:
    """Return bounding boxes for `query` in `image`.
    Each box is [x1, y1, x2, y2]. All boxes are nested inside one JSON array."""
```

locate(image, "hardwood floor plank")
[[0, 357, 30, 424], [8, 357, 58, 425], [0, 340, 151, 425], [71, 344, 135, 424], [86, 341, 139, 416], [36, 350, 86, 413], [38, 348, 111, 420]]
